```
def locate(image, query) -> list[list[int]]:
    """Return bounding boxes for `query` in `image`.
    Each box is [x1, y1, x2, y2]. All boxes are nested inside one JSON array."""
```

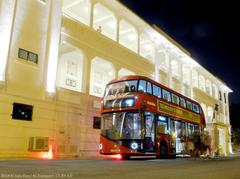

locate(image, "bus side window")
[[186, 100, 192, 110], [162, 89, 171, 102], [192, 103, 200, 113], [153, 84, 161, 98], [172, 93, 179, 105], [146, 82, 152, 94], [138, 80, 146, 93], [180, 97, 186, 108]]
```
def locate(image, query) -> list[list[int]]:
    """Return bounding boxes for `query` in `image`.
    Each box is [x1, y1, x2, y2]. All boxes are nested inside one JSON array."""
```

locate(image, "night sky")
[[119, 0, 240, 105]]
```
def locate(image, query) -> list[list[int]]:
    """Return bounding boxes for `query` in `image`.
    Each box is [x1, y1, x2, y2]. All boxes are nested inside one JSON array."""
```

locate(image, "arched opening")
[[89, 57, 115, 97], [171, 60, 180, 78], [158, 52, 168, 71], [212, 83, 218, 99], [118, 68, 135, 78], [207, 106, 214, 122], [192, 69, 198, 88], [57, 42, 84, 92], [206, 79, 212, 96], [140, 32, 155, 63], [93, 3, 117, 41], [62, 0, 91, 26], [199, 75, 206, 92], [119, 20, 138, 53], [200, 103, 207, 119], [182, 64, 190, 84]]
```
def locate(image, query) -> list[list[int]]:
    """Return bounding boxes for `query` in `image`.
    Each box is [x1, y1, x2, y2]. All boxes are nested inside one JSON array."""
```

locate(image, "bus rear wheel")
[[159, 144, 168, 159]]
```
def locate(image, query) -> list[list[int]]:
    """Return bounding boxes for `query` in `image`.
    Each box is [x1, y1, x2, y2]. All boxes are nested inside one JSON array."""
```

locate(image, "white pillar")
[[189, 67, 194, 99], [46, 0, 62, 94], [167, 53, 172, 88], [0, 0, 16, 83], [154, 48, 160, 83], [179, 61, 184, 95]]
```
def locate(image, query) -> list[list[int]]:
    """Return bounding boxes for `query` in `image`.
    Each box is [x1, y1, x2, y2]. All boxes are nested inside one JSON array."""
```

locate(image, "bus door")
[[144, 112, 156, 152]]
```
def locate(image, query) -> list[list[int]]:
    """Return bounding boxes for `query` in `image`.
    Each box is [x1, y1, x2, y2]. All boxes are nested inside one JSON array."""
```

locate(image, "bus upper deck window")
[[138, 80, 146, 93]]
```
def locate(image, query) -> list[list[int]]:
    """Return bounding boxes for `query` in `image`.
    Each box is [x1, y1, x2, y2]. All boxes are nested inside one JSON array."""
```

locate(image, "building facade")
[[0, 0, 232, 158]]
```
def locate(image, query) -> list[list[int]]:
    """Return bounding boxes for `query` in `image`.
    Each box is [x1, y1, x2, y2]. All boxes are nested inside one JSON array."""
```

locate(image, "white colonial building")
[[0, 0, 232, 158]]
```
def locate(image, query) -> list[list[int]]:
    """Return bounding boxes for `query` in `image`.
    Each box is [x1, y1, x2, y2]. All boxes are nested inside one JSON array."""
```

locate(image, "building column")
[[179, 61, 184, 95], [154, 47, 160, 83], [45, 0, 62, 94], [221, 89, 226, 124], [167, 52, 172, 88], [89, 0, 95, 28], [0, 0, 16, 84], [189, 67, 194, 99]]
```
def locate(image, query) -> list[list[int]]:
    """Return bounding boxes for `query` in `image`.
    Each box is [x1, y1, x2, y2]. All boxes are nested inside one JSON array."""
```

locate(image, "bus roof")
[[108, 75, 202, 107]]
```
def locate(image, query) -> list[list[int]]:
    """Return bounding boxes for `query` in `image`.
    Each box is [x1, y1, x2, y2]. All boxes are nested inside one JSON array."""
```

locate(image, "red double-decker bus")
[[99, 75, 206, 159]]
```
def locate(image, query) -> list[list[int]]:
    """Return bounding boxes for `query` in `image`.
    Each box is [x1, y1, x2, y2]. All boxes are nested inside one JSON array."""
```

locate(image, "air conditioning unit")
[[29, 137, 49, 151]]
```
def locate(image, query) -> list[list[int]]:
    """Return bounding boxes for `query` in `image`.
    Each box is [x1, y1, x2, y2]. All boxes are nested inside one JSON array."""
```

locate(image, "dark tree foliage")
[[232, 128, 240, 146]]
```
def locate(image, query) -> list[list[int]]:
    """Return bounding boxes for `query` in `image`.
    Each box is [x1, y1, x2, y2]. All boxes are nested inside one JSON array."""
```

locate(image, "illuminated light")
[[113, 154, 122, 160], [127, 34, 136, 41], [46, 1, 62, 94], [108, 21, 116, 29], [122, 98, 135, 107], [84, 7, 89, 13], [38, 145, 53, 160], [99, 144, 103, 150], [0, 0, 16, 82], [158, 116, 166, 121], [144, 44, 152, 50], [125, 98, 134, 106], [131, 142, 138, 150]]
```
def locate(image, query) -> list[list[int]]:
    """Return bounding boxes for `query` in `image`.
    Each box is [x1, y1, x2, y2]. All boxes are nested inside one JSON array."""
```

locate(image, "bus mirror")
[[130, 85, 135, 92]]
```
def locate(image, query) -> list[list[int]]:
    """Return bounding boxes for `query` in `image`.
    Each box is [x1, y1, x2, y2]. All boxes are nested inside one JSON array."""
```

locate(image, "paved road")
[[0, 157, 240, 179]]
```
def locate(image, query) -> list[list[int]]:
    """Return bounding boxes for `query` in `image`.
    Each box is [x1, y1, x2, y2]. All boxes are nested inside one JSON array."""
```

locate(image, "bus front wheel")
[[159, 144, 168, 158]]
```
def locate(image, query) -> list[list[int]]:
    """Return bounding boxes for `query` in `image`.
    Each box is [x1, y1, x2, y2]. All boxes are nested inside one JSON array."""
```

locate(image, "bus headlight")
[[122, 98, 135, 108], [99, 144, 103, 150], [131, 142, 138, 150]]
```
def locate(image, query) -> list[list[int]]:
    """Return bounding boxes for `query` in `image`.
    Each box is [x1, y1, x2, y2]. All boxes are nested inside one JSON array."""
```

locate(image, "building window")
[[118, 68, 135, 78], [171, 60, 180, 78], [224, 93, 227, 104], [140, 32, 155, 63], [119, 20, 138, 53], [219, 91, 222, 101], [93, 3, 117, 41], [18, 48, 38, 64], [90, 57, 115, 97], [199, 75, 206, 91], [57, 42, 84, 92], [62, 0, 91, 26], [12, 103, 33, 121], [192, 70, 198, 88], [93, 116, 101, 129]]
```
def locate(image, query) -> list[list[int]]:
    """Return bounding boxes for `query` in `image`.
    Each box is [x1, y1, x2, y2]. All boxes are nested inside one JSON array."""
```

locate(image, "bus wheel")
[[121, 154, 130, 160], [159, 144, 168, 158]]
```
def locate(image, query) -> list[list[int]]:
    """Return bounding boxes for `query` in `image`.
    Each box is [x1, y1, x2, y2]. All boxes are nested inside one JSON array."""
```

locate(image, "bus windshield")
[[104, 80, 138, 97], [101, 112, 141, 140]]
